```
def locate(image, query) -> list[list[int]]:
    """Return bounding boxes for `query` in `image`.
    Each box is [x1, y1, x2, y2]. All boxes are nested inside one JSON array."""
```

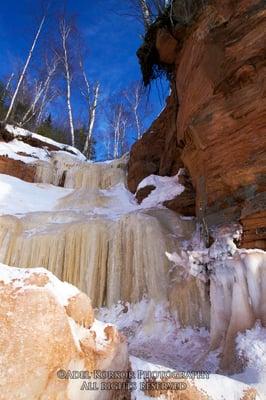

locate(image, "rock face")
[[128, 0, 266, 249], [0, 264, 129, 400], [128, 92, 183, 194]]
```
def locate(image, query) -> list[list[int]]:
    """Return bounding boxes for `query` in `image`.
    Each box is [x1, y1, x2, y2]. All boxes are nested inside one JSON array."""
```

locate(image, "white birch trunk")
[[140, 0, 152, 29], [134, 104, 141, 139], [3, 15, 46, 123], [83, 83, 100, 158], [61, 21, 75, 147]]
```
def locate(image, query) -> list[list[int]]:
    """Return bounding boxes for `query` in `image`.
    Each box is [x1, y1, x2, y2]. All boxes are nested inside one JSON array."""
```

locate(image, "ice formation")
[[98, 299, 265, 399], [0, 153, 210, 330], [34, 152, 128, 189], [167, 226, 266, 374], [0, 127, 265, 398], [210, 248, 266, 371]]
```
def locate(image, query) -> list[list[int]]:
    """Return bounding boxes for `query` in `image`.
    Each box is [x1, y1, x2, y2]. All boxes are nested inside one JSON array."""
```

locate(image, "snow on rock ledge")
[[0, 263, 129, 400], [0, 124, 129, 190], [0, 124, 86, 185], [4, 124, 85, 160], [136, 171, 185, 207]]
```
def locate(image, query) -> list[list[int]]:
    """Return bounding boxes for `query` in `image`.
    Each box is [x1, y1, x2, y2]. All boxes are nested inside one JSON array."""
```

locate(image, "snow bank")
[[235, 322, 266, 397], [97, 298, 216, 372], [0, 138, 51, 163], [195, 373, 259, 400], [98, 298, 262, 399], [130, 355, 261, 400], [0, 167, 187, 218], [0, 173, 72, 216], [0, 173, 138, 218]]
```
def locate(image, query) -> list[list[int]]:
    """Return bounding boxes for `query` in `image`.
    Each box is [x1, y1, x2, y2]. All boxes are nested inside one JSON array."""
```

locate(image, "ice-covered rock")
[[0, 263, 129, 399]]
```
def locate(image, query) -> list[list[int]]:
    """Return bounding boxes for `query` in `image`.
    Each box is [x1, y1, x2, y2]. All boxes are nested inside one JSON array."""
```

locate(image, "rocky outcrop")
[[240, 209, 266, 249], [0, 155, 36, 182], [127, 90, 196, 216], [175, 0, 266, 249], [136, 185, 156, 203], [128, 92, 183, 193], [0, 124, 80, 155], [163, 169, 196, 216], [0, 124, 85, 184], [0, 264, 129, 399], [128, 0, 266, 249]]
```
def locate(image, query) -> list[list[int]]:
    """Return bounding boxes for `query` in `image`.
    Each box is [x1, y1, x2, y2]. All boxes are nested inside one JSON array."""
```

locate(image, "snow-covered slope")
[[98, 298, 266, 399], [0, 174, 72, 215]]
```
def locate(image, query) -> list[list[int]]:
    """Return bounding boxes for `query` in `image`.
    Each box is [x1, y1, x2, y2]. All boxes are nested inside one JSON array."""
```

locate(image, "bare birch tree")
[[128, 0, 167, 30], [139, 0, 152, 30], [20, 56, 59, 127], [35, 86, 58, 127], [79, 60, 100, 158], [3, 14, 47, 123], [106, 102, 129, 159], [35, 77, 58, 127], [124, 81, 144, 140], [57, 17, 75, 146]]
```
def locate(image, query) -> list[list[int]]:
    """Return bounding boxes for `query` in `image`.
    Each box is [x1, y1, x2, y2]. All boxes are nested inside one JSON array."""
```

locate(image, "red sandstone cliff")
[[128, 0, 266, 249]]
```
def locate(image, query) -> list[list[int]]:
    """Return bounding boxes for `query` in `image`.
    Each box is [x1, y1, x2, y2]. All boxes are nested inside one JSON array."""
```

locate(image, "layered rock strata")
[[128, 0, 266, 249]]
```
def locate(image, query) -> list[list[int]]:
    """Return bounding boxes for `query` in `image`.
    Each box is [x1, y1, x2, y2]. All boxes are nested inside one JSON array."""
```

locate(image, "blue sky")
[[0, 0, 169, 158], [0, 1, 145, 89]]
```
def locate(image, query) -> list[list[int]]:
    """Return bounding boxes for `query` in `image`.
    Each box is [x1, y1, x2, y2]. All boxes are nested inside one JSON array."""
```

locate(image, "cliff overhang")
[[129, 0, 266, 250]]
